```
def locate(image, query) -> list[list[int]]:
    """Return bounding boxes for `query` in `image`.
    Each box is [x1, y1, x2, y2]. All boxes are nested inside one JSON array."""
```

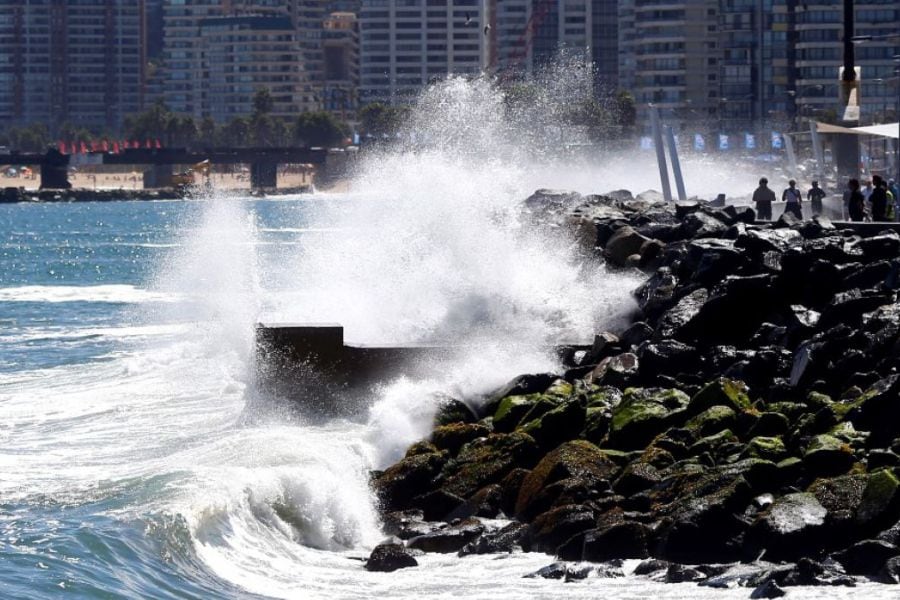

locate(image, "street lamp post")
[[852, 34, 900, 185]]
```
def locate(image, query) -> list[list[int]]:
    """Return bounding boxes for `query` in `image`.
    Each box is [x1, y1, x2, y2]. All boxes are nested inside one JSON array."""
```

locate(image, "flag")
[[90, 140, 99, 152], [771, 131, 783, 150], [154, 139, 162, 149], [694, 134, 705, 151], [101, 140, 109, 152], [718, 134, 729, 151], [145, 140, 151, 149], [80, 141, 88, 154], [640, 136, 653, 150], [57, 141, 67, 154], [113, 141, 120, 154], [745, 133, 756, 150], [132, 140, 140, 149]]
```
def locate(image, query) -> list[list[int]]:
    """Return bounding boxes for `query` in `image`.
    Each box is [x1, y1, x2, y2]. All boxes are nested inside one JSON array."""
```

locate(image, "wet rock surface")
[[368, 190, 900, 592]]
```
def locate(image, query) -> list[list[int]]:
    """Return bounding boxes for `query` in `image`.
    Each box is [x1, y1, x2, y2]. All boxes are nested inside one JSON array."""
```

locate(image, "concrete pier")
[[254, 323, 589, 415]]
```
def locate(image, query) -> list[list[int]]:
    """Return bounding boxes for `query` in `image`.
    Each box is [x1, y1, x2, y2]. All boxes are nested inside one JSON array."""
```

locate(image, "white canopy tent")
[[815, 121, 900, 139]]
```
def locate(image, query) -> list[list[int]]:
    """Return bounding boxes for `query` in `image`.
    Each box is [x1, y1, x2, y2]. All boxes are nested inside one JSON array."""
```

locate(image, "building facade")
[[323, 11, 360, 118], [359, 0, 486, 105], [162, 0, 322, 120], [0, 0, 145, 132]]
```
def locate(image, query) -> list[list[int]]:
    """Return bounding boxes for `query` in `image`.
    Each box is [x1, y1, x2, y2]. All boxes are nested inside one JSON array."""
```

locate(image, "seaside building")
[[486, 0, 595, 78], [161, 0, 321, 120], [0, 0, 146, 132], [202, 15, 306, 122], [359, 0, 487, 106], [792, 0, 899, 126], [618, 0, 720, 130], [323, 12, 360, 119]]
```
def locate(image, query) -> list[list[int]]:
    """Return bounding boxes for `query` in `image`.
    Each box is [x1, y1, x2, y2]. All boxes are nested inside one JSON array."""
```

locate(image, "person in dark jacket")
[[847, 178, 866, 222], [807, 180, 826, 216], [782, 179, 803, 219], [870, 175, 889, 221], [752, 177, 776, 220]]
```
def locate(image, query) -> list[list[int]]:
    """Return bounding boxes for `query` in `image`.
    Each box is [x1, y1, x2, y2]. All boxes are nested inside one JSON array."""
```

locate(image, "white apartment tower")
[[359, 0, 487, 105]]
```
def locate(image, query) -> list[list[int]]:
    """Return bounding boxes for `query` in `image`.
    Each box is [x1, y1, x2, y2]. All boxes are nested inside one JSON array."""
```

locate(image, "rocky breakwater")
[[365, 190, 900, 595]]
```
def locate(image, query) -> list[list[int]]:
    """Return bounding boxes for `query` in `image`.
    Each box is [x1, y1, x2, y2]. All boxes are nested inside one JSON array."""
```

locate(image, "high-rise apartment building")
[[162, 0, 322, 120], [486, 0, 594, 78], [793, 0, 899, 126], [619, 0, 720, 129], [0, 0, 145, 132], [323, 12, 360, 118], [359, 0, 486, 105]]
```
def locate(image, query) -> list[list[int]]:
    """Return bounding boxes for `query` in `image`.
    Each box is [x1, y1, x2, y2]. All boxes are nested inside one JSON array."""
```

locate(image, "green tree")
[[252, 87, 274, 116], [124, 100, 172, 141], [5, 123, 52, 152], [358, 102, 408, 138], [200, 117, 217, 146], [220, 117, 251, 147], [293, 112, 349, 147]]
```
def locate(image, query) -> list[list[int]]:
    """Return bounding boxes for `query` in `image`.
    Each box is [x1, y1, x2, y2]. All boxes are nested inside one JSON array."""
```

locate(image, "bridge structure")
[[0, 146, 328, 190]]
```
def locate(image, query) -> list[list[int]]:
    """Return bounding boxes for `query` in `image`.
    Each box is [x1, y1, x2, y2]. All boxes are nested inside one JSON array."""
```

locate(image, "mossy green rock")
[[685, 405, 737, 437], [689, 429, 739, 456], [520, 399, 585, 450], [803, 433, 855, 476], [515, 440, 619, 519], [607, 388, 690, 449], [440, 432, 540, 499], [431, 422, 492, 455], [687, 378, 752, 416], [856, 469, 900, 527], [585, 385, 622, 409], [374, 451, 446, 511], [765, 401, 809, 422], [742, 436, 788, 462], [808, 474, 867, 526], [806, 392, 834, 409], [582, 406, 612, 444], [493, 394, 540, 433]]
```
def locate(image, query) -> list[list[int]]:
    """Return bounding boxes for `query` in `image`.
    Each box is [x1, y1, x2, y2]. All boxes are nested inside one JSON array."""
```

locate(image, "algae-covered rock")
[[374, 451, 446, 511], [856, 469, 900, 528], [492, 394, 541, 433], [742, 436, 788, 462], [581, 521, 652, 561], [433, 394, 477, 426], [803, 433, 855, 477], [687, 378, 752, 416], [407, 518, 485, 553], [431, 422, 491, 455], [748, 492, 828, 560], [515, 440, 619, 519], [808, 473, 867, 529], [685, 405, 737, 437], [440, 432, 540, 499], [524, 504, 597, 554], [520, 398, 585, 450], [607, 387, 690, 449], [365, 543, 418, 572]]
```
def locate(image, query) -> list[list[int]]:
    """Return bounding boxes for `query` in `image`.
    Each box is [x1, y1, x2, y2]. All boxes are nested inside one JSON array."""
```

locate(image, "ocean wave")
[[0, 285, 179, 304]]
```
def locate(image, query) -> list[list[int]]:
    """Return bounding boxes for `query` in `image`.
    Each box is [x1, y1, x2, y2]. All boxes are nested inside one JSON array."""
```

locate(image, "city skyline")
[[0, 0, 897, 137]]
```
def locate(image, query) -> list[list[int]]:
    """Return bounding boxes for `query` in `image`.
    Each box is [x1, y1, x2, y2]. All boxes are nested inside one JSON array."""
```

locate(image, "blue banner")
[[640, 136, 653, 150], [719, 134, 729, 151], [694, 134, 705, 151], [771, 131, 783, 149], [745, 133, 756, 149]]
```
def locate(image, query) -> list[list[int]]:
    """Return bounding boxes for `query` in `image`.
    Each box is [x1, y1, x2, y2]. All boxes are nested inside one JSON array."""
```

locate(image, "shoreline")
[[363, 189, 900, 594], [0, 185, 316, 203]]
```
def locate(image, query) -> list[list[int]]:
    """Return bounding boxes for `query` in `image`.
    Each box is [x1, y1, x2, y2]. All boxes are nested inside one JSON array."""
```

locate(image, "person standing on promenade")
[[807, 180, 826, 217], [889, 179, 900, 221], [782, 179, 803, 219], [847, 179, 866, 222], [752, 177, 775, 220], [870, 175, 888, 221]]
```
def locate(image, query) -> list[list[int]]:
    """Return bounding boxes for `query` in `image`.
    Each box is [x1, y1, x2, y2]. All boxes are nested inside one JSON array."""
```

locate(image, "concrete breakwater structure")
[[254, 323, 591, 416]]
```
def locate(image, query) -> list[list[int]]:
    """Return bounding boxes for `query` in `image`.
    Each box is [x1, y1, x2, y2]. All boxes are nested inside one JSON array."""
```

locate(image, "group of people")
[[752, 175, 900, 222]]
